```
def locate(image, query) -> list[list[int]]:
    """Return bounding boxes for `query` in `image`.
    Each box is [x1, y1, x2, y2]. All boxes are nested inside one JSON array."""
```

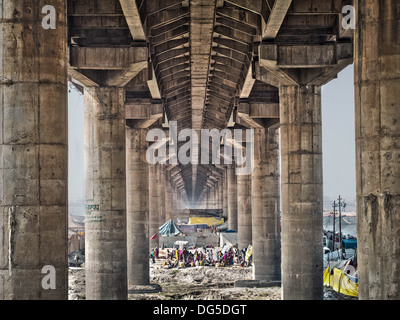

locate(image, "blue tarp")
[[342, 239, 357, 249], [180, 225, 197, 232], [159, 219, 181, 236]]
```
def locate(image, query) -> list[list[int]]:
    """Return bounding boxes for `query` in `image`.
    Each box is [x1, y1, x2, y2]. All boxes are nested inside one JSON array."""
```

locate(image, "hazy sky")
[[321, 65, 356, 201], [67, 65, 356, 203], [68, 85, 84, 202]]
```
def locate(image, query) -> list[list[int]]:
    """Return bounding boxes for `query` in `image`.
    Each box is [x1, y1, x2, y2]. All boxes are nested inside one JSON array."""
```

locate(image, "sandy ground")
[[68, 263, 344, 300], [69, 268, 86, 300], [69, 265, 280, 300]]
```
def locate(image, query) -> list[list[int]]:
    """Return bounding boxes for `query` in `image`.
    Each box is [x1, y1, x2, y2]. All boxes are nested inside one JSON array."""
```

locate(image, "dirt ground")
[[69, 264, 344, 300], [69, 246, 349, 300], [140, 262, 282, 300], [69, 264, 281, 300]]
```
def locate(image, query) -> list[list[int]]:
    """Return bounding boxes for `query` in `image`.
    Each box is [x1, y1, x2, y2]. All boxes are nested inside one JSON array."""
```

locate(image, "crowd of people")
[[150, 245, 252, 269]]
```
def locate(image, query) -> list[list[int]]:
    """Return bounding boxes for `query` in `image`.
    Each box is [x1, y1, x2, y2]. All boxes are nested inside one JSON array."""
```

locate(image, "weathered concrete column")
[[223, 170, 228, 218], [171, 186, 178, 217], [213, 186, 218, 210], [0, 0, 68, 300], [165, 171, 172, 221], [227, 165, 238, 231], [149, 164, 159, 248], [126, 127, 149, 285], [211, 188, 214, 210], [279, 85, 323, 300], [157, 164, 166, 226], [214, 185, 218, 210], [252, 126, 281, 281], [237, 173, 252, 250], [84, 87, 127, 300], [208, 188, 212, 209], [209, 189, 213, 209], [355, 0, 400, 300], [217, 181, 223, 212]]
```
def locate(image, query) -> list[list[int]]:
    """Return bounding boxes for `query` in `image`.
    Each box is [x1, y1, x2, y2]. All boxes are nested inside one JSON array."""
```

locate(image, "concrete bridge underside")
[[0, 0, 399, 300]]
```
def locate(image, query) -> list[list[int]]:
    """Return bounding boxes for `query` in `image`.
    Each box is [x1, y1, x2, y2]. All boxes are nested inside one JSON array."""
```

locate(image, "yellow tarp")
[[188, 217, 224, 227], [245, 245, 252, 261], [323, 268, 358, 297]]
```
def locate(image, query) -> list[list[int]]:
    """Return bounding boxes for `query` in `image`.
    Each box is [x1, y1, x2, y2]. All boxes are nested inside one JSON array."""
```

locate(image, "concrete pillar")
[[165, 171, 172, 221], [171, 186, 178, 217], [217, 181, 223, 212], [0, 0, 68, 300], [237, 173, 252, 250], [215, 181, 221, 209], [208, 188, 214, 209], [355, 0, 400, 300], [149, 164, 159, 248], [213, 186, 218, 209], [252, 126, 281, 281], [227, 165, 238, 231], [157, 164, 166, 226], [126, 127, 149, 285], [279, 85, 323, 300], [223, 170, 228, 218], [214, 185, 218, 210], [84, 87, 127, 300]]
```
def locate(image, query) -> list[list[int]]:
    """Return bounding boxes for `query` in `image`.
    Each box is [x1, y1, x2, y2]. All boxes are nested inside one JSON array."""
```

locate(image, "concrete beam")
[[70, 47, 148, 70], [260, 43, 352, 68], [106, 61, 149, 87], [145, 7, 189, 32], [68, 65, 100, 87], [138, 0, 185, 17], [130, 116, 163, 129], [254, 60, 284, 87], [107, 61, 148, 87], [256, 63, 298, 87], [119, 0, 147, 41], [308, 56, 353, 86], [257, 42, 353, 86], [238, 102, 280, 119], [69, 46, 149, 88], [251, 103, 280, 118], [216, 7, 261, 30], [263, 0, 292, 40], [236, 113, 263, 128], [288, 0, 353, 15], [240, 64, 256, 98], [118, 0, 162, 98], [126, 103, 163, 119], [224, 0, 264, 15], [208, 175, 219, 183], [206, 180, 214, 188]]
